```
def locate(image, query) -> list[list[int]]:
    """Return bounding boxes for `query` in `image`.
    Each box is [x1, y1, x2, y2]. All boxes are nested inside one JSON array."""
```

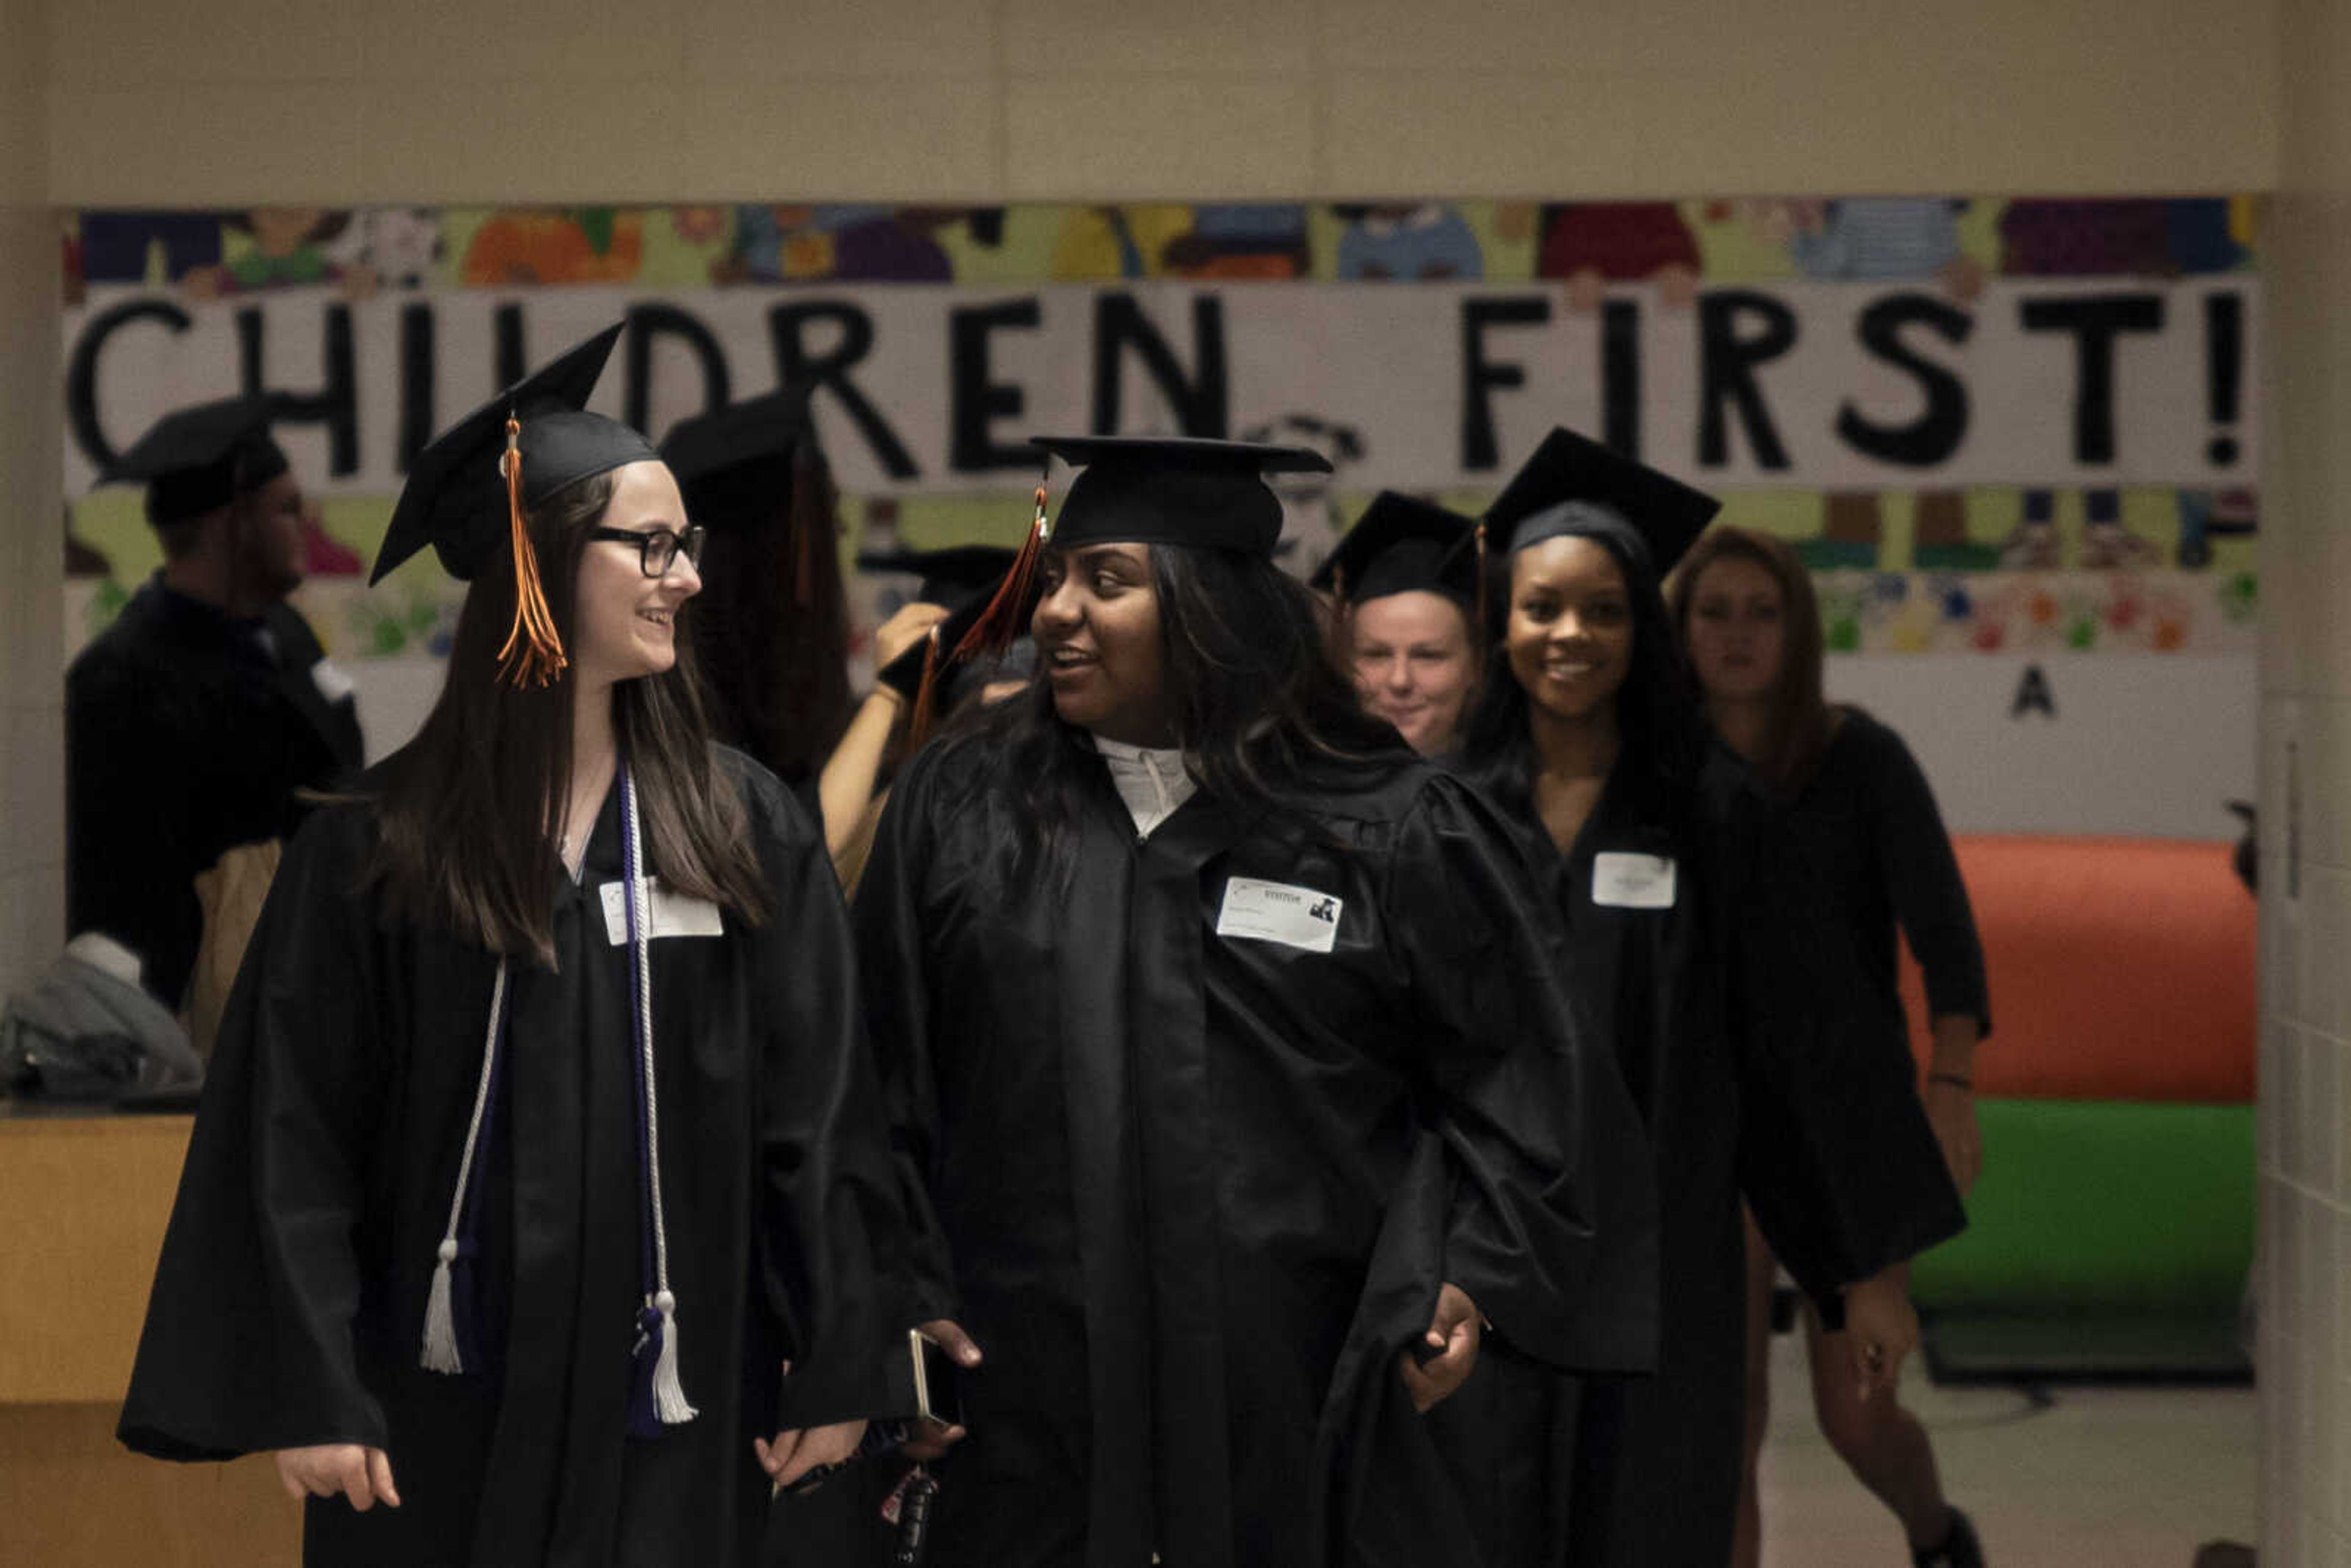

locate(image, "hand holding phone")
[[903, 1321, 981, 1461]]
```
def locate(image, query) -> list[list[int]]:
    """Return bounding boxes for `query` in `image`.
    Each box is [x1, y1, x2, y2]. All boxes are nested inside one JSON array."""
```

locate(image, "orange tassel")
[[951, 481, 1050, 664], [495, 416, 568, 688], [906, 629, 943, 749]]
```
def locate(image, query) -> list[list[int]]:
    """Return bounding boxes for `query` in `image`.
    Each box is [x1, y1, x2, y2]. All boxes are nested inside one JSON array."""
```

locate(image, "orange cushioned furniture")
[[1900, 836, 2255, 1103], [1896, 837, 2257, 1380]]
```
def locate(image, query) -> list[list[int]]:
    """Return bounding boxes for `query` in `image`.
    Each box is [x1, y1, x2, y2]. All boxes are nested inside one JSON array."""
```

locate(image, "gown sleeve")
[[736, 762, 935, 1430], [1861, 722, 1992, 1033], [1722, 771, 1966, 1310], [117, 806, 391, 1460], [843, 748, 961, 1327], [1308, 776, 1661, 1568], [1381, 775, 1659, 1373]]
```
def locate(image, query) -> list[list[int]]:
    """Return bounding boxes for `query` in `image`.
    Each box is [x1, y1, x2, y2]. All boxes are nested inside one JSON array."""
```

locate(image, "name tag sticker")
[[310, 659, 356, 705], [600, 879, 726, 945], [1215, 876, 1343, 954], [1592, 852, 1677, 910]]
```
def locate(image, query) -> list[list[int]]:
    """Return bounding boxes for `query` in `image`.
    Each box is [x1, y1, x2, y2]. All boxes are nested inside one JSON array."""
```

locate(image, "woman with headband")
[[1440, 428, 1964, 1568]]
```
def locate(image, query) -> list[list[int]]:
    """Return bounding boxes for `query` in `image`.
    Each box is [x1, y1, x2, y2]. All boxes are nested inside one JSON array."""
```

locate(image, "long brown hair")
[[1668, 525, 1832, 790], [370, 468, 771, 965], [688, 435, 854, 782]]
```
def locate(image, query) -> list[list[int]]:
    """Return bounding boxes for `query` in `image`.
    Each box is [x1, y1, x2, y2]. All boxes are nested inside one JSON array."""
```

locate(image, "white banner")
[[63, 276, 2260, 499]]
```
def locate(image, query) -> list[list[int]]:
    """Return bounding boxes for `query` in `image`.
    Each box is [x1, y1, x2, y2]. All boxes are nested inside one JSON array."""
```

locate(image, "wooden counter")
[[0, 1108, 295, 1566]]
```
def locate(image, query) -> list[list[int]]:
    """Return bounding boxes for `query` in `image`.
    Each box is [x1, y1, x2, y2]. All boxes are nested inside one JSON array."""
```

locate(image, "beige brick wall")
[[1, 0, 62, 997], [2260, 0, 2351, 1559], [41, 0, 2282, 205]]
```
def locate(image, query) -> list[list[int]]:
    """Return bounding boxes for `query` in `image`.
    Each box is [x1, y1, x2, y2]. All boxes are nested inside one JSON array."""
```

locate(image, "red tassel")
[[905, 630, 943, 749], [495, 416, 569, 688], [951, 482, 1049, 664]]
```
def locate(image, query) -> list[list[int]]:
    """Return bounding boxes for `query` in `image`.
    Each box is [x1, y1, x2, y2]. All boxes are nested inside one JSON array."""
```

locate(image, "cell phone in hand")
[[911, 1329, 965, 1430]]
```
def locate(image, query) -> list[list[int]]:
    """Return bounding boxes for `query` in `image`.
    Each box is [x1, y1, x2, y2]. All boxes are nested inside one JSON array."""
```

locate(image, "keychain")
[[880, 1464, 939, 1566]]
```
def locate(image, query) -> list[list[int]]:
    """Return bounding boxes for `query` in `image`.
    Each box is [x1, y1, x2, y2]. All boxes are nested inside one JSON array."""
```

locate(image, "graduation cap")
[[873, 566, 1037, 746], [951, 434, 1333, 664], [1311, 492, 1477, 609], [1480, 426, 1721, 576], [657, 388, 813, 533], [103, 397, 290, 528], [372, 322, 654, 686], [661, 388, 832, 611], [1036, 434, 1329, 557], [854, 544, 1019, 610]]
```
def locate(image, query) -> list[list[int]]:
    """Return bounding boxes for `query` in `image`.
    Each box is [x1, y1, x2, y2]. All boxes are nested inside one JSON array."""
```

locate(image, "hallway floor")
[[1755, 1333, 2257, 1568]]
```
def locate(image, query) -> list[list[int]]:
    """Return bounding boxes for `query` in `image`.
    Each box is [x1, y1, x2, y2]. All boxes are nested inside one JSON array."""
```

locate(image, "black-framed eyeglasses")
[[588, 525, 706, 578]]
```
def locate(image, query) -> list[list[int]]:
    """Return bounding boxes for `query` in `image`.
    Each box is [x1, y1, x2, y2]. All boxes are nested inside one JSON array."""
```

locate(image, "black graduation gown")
[[1430, 749, 1964, 1568], [118, 749, 915, 1568], [853, 733, 1655, 1568], [67, 576, 366, 1006]]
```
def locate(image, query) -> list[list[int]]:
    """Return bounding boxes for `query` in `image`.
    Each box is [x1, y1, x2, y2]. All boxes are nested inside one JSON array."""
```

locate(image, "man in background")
[[67, 399, 363, 1009]]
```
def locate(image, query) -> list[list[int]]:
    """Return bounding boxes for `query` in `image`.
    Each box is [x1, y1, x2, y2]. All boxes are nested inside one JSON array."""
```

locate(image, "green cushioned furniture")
[[1910, 1097, 2255, 1382]]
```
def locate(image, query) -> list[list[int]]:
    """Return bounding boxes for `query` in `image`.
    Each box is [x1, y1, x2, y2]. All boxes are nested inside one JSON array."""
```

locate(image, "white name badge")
[[310, 658, 356, 706], [1592, 852, 1678, 910], [599, 879, 726, 945], [1215, 876, 1344, 954]]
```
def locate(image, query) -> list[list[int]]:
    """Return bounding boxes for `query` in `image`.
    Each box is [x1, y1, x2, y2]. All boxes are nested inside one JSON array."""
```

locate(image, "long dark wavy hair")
[[369, 468, 771, 965], [1668, 524, 1833, 791], [934, 542, 1407, 886], [1455, 528, 1711, 834]]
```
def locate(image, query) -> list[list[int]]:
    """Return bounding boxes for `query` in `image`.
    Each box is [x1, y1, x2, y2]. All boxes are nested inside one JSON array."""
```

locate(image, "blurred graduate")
[[658, 386, 854, 805], [819, 543, 1033, 887], [67, 397, 364, 1008], [1311, 491, 1481, 757]]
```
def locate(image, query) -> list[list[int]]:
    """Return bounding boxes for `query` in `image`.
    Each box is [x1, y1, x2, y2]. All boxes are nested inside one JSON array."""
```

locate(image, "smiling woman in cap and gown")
[[66, 398, 364, 1008], [853, 433, 1656, 1568], [116, 324, 923, 1568], [1311, 492, 1482, 757], [1436, 427, 1967, 1568]]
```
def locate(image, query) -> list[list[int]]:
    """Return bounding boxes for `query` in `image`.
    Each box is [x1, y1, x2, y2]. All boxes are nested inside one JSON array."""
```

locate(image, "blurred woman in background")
[[1673, 523, 1990, 1568]]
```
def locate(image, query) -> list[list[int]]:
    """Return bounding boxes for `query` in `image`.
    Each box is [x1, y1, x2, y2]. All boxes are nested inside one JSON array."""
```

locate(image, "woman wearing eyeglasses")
[[118, 326, 920, 1568]]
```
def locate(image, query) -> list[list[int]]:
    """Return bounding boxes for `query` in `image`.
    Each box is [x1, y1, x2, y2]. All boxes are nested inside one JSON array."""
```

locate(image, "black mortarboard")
[[658, 388, 813, 533], [372, 321, 652, 686], [1031, 435, 1332, 558], [1480, 426, 1720, 575], [855, 544, 1019, 610], [1311, 492, 1477, 607], [945, 434, 1334, 664], [103, 398, 290, 528], [372, 322, 645, 587], [873, 569, 1038, 741]]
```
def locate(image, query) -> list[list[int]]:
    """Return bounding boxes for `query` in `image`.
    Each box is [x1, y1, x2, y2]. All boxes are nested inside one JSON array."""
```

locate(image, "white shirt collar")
[[1090, 733, 1198, 839]]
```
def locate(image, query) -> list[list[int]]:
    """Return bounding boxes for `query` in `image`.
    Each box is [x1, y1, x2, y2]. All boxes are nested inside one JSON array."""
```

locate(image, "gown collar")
[[1090, 732, 1198, 841], [558, 775, 626, 895]]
